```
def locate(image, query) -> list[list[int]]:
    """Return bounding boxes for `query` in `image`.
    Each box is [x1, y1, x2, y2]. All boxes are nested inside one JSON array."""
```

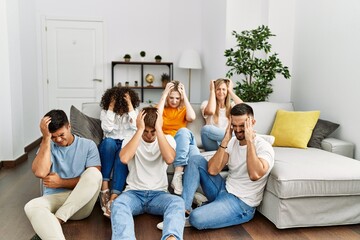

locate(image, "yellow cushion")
[[270, 110, 320, 149]]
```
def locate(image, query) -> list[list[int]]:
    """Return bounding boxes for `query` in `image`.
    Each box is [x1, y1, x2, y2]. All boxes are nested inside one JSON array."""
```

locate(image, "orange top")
[[162, 107, 187, 136]]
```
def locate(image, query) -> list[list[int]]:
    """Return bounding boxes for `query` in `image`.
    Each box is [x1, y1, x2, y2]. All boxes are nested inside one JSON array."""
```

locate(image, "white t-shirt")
[[122, 134, 176, 192], [225, 136, 275, 207], [200, 100, 232, 129], [100, 109, 138, 140]]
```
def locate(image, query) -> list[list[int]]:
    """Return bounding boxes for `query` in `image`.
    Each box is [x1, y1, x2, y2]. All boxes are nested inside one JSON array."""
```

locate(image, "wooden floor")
[[1, 148, 360, 240]]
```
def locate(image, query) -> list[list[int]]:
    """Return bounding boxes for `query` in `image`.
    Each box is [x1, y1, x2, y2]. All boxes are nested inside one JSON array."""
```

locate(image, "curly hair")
[[100, 87, 140, 115]]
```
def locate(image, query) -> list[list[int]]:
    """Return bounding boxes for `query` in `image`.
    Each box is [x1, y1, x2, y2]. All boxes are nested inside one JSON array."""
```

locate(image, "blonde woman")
[[201, 78, 243, 151], [157, 80, 199, 195]]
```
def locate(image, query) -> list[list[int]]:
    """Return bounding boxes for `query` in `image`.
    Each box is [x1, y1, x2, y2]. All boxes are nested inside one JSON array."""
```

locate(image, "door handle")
[[93, 78, 102, 82]]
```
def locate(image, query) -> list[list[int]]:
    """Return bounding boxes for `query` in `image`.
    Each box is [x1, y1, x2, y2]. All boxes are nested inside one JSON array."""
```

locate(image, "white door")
[[44, 19, 104, 117]]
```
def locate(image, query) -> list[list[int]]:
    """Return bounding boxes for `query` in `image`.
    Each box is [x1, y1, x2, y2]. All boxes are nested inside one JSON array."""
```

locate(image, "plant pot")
[[124, 58, 130, 62], [162, 81, 169, 88], [155, 59, 161, 63]]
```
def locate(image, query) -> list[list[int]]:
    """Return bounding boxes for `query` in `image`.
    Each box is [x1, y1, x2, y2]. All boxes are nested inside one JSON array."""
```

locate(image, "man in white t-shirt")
[[182, 103, 275, 229], [111, 107, 185, 240]]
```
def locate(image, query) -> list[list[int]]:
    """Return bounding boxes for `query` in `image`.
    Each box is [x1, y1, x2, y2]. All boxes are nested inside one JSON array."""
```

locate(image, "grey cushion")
[[70, 105, 103, 146], [308, 119, 339, 149]]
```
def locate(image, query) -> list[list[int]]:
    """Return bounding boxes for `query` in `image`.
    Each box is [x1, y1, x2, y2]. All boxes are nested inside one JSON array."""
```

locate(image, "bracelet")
[[219, 144, 227, 149]]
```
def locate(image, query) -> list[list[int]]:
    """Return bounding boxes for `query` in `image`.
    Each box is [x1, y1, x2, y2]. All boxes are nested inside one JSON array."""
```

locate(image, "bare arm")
[[244, 117, 269, 181], [32, 117, 53, 178], [120, 111, 146, 164], [178, 83, 196, 122], [157, 82, 174, 117], [208, 120, 233, 175], [155, 111, 176, 164], [228, 79, 243, 104], [203, 80, 217, 116]]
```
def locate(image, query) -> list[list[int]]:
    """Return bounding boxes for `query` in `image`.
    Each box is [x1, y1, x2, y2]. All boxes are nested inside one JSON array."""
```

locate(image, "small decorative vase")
[[124, 58, 130, 62]]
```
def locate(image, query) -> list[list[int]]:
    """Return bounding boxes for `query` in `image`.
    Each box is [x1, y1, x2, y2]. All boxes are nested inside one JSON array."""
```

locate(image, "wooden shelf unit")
[[111, 61, 173, 102]]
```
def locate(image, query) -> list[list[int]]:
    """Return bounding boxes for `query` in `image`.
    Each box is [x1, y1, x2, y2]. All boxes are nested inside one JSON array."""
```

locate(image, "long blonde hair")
[[164, 80, 185, 109], [213, 78, 231, 124]]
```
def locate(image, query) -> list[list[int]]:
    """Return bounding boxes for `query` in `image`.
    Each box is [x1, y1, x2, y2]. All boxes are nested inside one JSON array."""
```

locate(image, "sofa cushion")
[[266, 147, 360, 199], [308, 119, 340, 149], [270, 110, 320, 149], [70, 105, 103, 146]]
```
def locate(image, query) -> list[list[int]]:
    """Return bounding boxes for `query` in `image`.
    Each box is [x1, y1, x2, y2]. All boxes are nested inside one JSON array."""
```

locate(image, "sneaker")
[[103, 200, 113, 219], [156, 217, 191, 230], [193, 192, 208, 207], [99, 189, 110, 213], [156, 221, 163, 230], [185, 216, 192, 227], [30, 234, 42, 240], [171, 172, 183, 195]]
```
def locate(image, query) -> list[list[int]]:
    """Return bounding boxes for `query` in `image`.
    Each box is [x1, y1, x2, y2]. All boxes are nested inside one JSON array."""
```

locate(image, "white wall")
[[292, 0, 360, 159], [0, 0, 26, 162], [3, 0, 360, 161]]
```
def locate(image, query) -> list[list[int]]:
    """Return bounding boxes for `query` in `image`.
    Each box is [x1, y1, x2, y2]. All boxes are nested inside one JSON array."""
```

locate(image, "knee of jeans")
[[175, 127, 191, 138], [189, 210, 206, 230], [201, 125, 212, 134], [189, 155, 206, 167], [168, 196, 185, 210]]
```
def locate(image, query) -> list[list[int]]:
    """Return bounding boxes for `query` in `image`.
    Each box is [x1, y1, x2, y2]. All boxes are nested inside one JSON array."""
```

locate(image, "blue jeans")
[[98, 138, 128, 195], [201, 125, 225, 151], [174, 128, 200, 168], [182, 155, 255, 230], [111, 190, 185, 240]]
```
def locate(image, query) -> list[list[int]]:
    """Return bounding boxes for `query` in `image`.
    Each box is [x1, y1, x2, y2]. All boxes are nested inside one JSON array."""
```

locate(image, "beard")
[[234, 131, 245, 141]]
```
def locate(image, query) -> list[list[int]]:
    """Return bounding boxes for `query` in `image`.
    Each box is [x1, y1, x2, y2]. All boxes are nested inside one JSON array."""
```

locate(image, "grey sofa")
[[78, 101, 360, 229]]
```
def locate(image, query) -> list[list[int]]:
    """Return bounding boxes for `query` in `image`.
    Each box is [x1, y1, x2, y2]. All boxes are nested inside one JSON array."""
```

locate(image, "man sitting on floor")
[[181, 103, 275, 229], [24, 109, 102, 240], [111, 107, 185, 240]]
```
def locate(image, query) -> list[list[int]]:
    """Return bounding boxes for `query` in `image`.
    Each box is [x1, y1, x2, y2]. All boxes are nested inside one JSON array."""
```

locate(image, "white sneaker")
[[156, 221, 163, 230], [193, 192, 208, 207], [99, 189, 110, 213], [156, 216, 191, 230], [171, 172, 184, 195], [185, 216, 191, 227]]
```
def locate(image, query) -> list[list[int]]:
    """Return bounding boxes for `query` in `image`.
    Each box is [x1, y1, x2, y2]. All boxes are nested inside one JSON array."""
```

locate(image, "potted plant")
[[155, 55, 162, 63], [140, 51, 146, 61], [161, 73, 170, 88], [123, 54, 131, 62], [224, 25, 291, 102]]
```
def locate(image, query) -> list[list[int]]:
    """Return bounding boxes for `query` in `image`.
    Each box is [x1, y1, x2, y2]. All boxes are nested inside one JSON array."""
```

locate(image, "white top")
[[122, 134, 176, 192], [100, 109, 138, 139], [225, 136, 275, 207], [200, 100, 232, 129]]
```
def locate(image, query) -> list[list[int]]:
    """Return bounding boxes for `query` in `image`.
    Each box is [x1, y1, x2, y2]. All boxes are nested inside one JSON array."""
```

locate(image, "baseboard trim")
[[1, 137, 41, 169], [2, 152, 28, 168], [25, 137, 42, 152]]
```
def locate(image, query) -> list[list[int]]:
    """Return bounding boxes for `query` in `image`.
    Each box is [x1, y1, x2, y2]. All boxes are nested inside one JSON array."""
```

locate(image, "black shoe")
[[30, 234, 42, 240]]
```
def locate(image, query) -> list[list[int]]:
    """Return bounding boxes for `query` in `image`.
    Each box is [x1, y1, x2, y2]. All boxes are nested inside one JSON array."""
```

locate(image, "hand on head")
[[40, 116, 52, 139], [227, 79, 234, 91], [244, 116, 256, 141], [155, 110, 163, 132], [178, 83, 186, 97], [136, 110, 146, 131]]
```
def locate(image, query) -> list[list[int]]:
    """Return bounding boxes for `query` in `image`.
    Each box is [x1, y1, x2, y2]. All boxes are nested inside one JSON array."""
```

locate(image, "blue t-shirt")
[[43, 135, 101, 195]]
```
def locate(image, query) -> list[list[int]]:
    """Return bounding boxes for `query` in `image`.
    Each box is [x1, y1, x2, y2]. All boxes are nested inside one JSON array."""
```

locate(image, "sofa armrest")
[[321, 137, 354, 158]]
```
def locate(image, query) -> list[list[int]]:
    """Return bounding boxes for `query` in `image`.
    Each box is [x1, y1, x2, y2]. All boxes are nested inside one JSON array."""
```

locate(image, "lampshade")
[[178, 50, 202, 69]]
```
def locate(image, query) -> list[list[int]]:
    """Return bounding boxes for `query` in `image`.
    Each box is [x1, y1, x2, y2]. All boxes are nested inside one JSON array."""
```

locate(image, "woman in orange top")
[[157, 80, 199, 195]]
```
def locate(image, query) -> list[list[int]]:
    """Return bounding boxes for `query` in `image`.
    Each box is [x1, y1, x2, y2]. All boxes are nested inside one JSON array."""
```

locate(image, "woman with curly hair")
[[201, 78, 243, 151], [98, 86, 140, 218], [157, 80, 199, 195]]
